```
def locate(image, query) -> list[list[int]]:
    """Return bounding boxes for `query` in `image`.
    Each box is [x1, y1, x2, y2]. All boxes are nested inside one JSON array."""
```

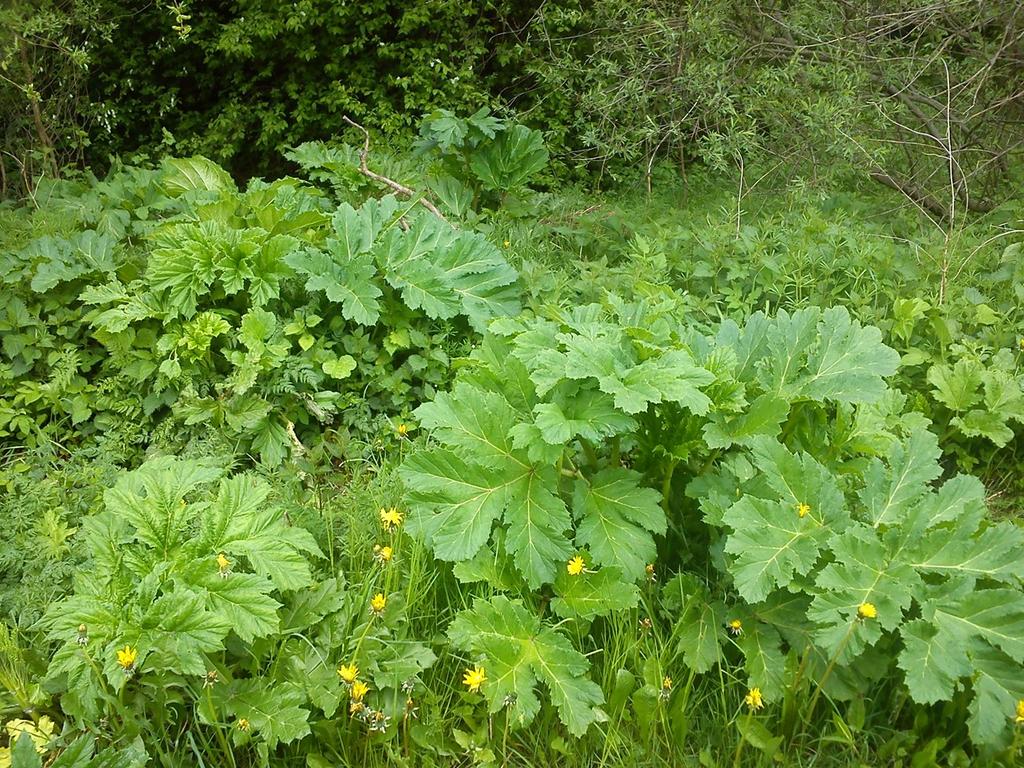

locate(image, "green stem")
[[661, 459, 678, 514], [804, 620, 857, 724]]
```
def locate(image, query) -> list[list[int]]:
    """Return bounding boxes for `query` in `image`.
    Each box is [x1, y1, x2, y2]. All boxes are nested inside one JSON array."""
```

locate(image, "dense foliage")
[[2, 4, 1024, 764]]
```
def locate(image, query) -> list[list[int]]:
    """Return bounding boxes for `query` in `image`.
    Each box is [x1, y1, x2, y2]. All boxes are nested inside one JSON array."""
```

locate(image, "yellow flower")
[[338, 663, 359, 684], [662, 676, 673, 690], [645, 563, 656, 581], [796, 502, 811, 518], [236, 718, 250, 732], [1015, 698, 1024, 724], [116, 644, 138, 672], [463, 665, 487, 693], [370, 592, 387, 615], [744, 687, 765, 711], [397, 423, 409, 437], [351, 680, 370, 701], [216, 552, 231, 576], [857, 602, 878, 620], [380, 507, 404, 532], [567, 555, 586, 576], [374, 544, 393, 564], [349, 699, 365, 716], [503, 240, 511, 248], [727, 619, 743, 636]]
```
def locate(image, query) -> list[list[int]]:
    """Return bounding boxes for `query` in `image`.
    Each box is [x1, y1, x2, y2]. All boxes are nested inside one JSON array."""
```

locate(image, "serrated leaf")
[[927, 359, 982, 411], [909, 519, 1024, 584], [928, 589, 1024, 663], [532, 390, 636, 445], [218, 681, 310, 748], [161, 157, 236, 197], [861, 428, 942, 528], [661, 575, 723, 673], [414, 383, 522, 466], [724, 498, 829, 603], [799, 307, 900, 402], [203, 476, 321, 591], [551, 567, 639, 619], [722, 440, 846, 602], [966, 646, 1024, 748], [449, 596, 604, 736], [188, 570, 281, 643], [285, 246, 382, 326], [809, 525, 921, 659], [897, 619, 971, 704], [702, 395, 789, 449], [137, 590, 232, 678], [503, 468, 573, 587], [573, 468, 665, 580], [469, 124, 548, 190], [400, 448, 517, 562]]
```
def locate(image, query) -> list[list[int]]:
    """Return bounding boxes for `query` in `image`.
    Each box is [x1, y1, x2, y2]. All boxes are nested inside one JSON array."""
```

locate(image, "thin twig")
[[341, 116, 448, 223]]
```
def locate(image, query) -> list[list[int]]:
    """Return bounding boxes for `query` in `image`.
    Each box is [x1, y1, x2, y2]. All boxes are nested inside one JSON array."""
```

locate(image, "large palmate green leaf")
[[403, 383, 570, 587], [469, 124, 549, 190], [551, 567, 639, 620], [161, 156, 237, 197], [572, 468, 664, 580], [860, 428, 942, 528], [722, 439, 847, 602], [449, 596, 603, 736], [729, 306, 900, 403], [809, 525, 921, 659]]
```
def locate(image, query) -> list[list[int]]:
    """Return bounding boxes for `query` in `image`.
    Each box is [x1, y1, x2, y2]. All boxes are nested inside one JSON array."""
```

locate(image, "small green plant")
[[37, 457, 435, 762]]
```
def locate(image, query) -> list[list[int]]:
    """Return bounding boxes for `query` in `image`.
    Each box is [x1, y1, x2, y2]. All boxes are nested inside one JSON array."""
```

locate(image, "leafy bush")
[[39, 457, 435, 760], [1, 131, 525, 464], [400, 293, 1024, 753]]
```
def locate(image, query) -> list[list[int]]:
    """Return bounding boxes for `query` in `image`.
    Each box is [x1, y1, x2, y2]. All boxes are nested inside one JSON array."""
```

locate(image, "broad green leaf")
[[187, 570, 281, 643], [927, 589, 1024, 663], [217, 680, 310, 748], [722, 440, 846, 601], [503, 468, 573, 587], [573, 468, 665, 580], [809, 525, 921, 659], [136, 590, 232, 678], [551, 567, 639, 620], [860, 428, 942, 528], [469, 124, 549, 190], [758, 307, 819, 399], [661, 574, 723, 673], [702, 395, 789, 449], [533, 389, 636, 445], [967, 646, 1024, 748], [285, 246, 382, 325], [206, 476, 321, 591], [321, 355, 357, 379], [400, 448, 517, 561], [909, 519, 1024, 584], [799, 307, 900, 402], [414, 383, 522, 467], [927, 359, 982, 411], [449, 596, 604, 736], [161, 157, 236, 197], [723, 497, 828, 603], [897, 619, 971, 704]]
